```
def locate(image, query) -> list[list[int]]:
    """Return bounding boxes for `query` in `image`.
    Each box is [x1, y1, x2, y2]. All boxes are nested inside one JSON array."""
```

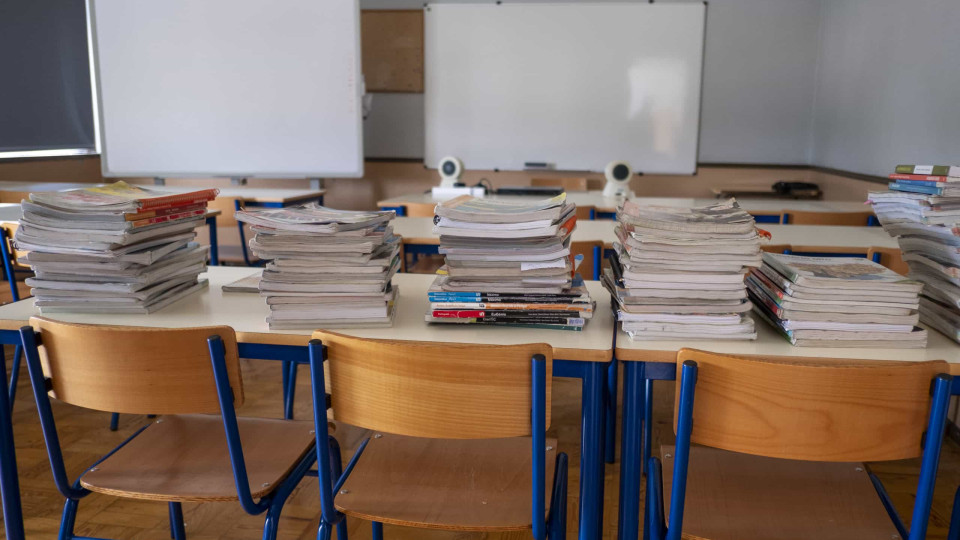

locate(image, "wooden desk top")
[[377, 192, 872, 214], [392, 217, 899, 251], [615, 321, 960, 367], [0, 181, 324, 205], [0, 268, 613, 362]]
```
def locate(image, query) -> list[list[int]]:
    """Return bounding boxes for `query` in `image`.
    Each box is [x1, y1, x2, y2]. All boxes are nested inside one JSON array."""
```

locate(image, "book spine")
[[450, 319, 584, 330], [432, 310, 584, 319], [430, 302, 590, 311], [889, 174, 954, 182], [129, 208, 207, 228], [125, 203, 207, 221], [137, 190, 218, 211], [895, 165, 960, 176], [889, 182, 944, 195]]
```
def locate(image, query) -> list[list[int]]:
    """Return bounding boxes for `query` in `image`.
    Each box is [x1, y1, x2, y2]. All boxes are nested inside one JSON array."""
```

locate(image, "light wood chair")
[[532, 177, 589, 191], [308, 332, 568, 540], [571, 240, 603, 280], [575, 204, 596, 221], [780, 210, 874, 226], [19, 317, 318, 540], [759, 243, 790, 254], [645, 349, 952, 540], [868, 246, 909, 275]]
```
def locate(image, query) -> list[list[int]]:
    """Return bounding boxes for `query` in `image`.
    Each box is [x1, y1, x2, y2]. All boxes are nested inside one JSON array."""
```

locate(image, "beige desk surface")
[[0, 181, 324, 205], [615, 321, 960, 370], [0, 267, 613, 362], [377, 192, 871, 214], [0, 204, 21, 225], [392, 217, 899, 251]]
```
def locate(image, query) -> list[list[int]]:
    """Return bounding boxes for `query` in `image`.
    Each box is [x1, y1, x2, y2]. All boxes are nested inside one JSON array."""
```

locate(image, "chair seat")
[[81, 415, 315, 502], [335, 433, 557, 531], [661, 445, 901, 540]]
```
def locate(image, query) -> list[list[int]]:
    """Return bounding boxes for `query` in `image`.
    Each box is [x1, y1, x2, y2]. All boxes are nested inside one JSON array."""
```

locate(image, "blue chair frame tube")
[[0, 336, 23, 540], [949, 486, 960, 540], [617, 360, 643, 540], [206, 213, 219, 266], [532, 354, 547, 540], [664, 361, 697, 540], [0, 227, 20, 302], [908, 374, 951, 540]]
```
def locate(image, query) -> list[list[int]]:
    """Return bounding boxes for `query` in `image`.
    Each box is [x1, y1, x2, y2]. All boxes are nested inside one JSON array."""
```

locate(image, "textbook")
[[28, 181, 217, 213], [427, 194, 594, 330], [895, 164, 960, 177], [761, 252, 922, 292], [234, 204, 400, 329]]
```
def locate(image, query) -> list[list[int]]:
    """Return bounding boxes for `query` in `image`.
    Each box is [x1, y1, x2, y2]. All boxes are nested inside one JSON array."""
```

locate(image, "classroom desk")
[[377, 191, 872, 220], [612, 321, 960, 540], [0, 267, 613, 540], [167, 186, 326, 208]]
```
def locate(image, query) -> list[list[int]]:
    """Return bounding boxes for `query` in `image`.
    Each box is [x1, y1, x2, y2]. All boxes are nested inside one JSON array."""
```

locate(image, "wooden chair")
[[575, 204, 596, 221], [532, 177, 589, 191], [571, 240, 603, 280], [18, 317, 319, 540], [869, 246, 909, 275], [307, 332, 568, 540], [759, 243, 790, 254], [645, 349, 952, 540], [403, 202, 438, 218], [780, 210, 874, 226]]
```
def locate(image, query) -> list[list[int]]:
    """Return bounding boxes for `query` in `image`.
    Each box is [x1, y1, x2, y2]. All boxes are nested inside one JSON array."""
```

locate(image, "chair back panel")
[[30, 317, 243, 415], [676, 348, 946, 462], [570, 240, 602, 279], [782, 210, 873, 226], [404, 202, 438, 218], [531, 177, 588, 191], [574, 205, 595, 221], [208, 196, 241, 227], [315, 330, 552, 439], [868, 247, 909, 276], [759, 243, 790, 254]]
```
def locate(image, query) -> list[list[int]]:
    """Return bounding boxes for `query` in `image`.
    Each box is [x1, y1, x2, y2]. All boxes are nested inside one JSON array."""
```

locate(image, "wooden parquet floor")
[[1, 279, 960, 539]]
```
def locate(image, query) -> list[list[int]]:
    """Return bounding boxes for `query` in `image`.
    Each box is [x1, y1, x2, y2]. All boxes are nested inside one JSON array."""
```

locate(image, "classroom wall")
[[361, 0, 824, 167], [810, 0, 960, 176]]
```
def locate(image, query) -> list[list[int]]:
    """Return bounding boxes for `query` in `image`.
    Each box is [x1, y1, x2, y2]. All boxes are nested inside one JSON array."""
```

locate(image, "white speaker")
[[438, 156, 464, 187], [602, 161, 634, 198]]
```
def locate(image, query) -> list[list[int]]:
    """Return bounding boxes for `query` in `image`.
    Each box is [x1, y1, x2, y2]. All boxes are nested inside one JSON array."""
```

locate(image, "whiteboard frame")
[[88, 0, 365, 179], [423, 1, 707, 175]]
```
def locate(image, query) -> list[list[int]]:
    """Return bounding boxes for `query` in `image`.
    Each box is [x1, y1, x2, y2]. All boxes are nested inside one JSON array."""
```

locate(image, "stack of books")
[[425, 194, 595, 331], [603, 199, 761, 340], [236, 204, 400, 329], [868, 163, 960, 342], [747, 253, 926, 347], [16, 181, 217, 313]]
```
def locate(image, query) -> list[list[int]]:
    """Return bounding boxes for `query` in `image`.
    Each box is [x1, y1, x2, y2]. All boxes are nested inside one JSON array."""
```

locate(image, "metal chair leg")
[[58, 498, 80, 540], [329, 438, 348, 540], [284, 361, 297, 420], [317, 521, 332, 540], [949, 486, 960, 540], [109, 412, 119, 431], [371, 521, 384, 540], [7, 345, 21, 407], [168, 502, 186, 540]]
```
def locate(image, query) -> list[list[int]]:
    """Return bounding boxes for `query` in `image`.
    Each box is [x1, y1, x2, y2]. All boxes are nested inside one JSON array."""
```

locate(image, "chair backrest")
[[675, 348, 948, 462], [532, 177, 588, 191], [868, 246, 909, 275], [208, 196, 241, 227], [28, 317, 243, 415], [782, 210, 873, 226], [314, 330, 552, 439], [405, 202, 438, 218], [574, 204, 595, 221], [759, 243, 790, 254]]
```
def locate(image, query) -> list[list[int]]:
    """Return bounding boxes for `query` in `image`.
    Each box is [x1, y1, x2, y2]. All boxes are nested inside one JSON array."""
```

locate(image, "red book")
[[889, 173, 955, 182], [432, 310, 485, 318]]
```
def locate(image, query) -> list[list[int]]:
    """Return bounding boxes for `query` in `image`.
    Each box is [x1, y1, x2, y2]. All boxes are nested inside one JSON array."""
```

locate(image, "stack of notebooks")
[[425, 194, 595, 331], [747, 252, 926, 347], [16, 181, 216, 313], [236, 204, 400, 329], [867, 163, 960, 342], [603, 199, 762, 340]]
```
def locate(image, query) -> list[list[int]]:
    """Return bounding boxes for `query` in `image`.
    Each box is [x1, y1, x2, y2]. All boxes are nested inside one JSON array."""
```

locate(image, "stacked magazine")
[[236, 204, 400, 330], [16, 181, 217, 313], [747, 252, 926, 347], [425, 194, 595, 331], [603, 199, 762, 340], [868, 163, 960, 342]]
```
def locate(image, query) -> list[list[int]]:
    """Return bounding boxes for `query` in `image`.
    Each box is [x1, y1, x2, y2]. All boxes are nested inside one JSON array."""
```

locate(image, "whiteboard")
[[89, 0, 363, 178], [424, 2, 705, 174]]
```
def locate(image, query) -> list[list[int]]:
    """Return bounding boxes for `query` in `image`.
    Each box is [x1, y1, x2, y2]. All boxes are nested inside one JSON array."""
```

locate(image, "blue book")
[[890, 182, 944, 195]]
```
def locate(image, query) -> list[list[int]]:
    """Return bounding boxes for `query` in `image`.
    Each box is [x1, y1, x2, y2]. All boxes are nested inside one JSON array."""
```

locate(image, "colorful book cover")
[[895, 164, 960, 177]]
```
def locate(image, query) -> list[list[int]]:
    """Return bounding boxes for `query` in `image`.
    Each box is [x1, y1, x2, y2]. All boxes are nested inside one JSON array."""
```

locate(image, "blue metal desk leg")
[[617, 361, 643, 540], [579, 362, 605, 540], [206, 214, 219, 266], [604, 358, 617, 464], [0, 337, 25, 540], [0, 228, 19, 302], [642, 378, 653, 476]]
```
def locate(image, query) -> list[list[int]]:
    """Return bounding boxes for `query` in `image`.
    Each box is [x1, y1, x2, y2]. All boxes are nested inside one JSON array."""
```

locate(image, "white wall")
[[811, 0, 960, 177], [361, 0, 824, 166]]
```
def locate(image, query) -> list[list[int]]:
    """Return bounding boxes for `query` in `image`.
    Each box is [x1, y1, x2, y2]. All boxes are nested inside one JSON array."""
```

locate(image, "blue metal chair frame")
[[307, 339, 569, 540], [783, 248, 881, 262], [641, 360, 952, 540], [17, 327, 319, 540]]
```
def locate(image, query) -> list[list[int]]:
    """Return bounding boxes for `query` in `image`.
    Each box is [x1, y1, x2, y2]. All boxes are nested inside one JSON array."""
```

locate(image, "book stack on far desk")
[[747, 252, 926, 347], [425, 194, 595, 331], [236, 204, 400, 329], [15, 181, 217, 313], [603, 198, 762, 340], [868, 163, 960, 342]]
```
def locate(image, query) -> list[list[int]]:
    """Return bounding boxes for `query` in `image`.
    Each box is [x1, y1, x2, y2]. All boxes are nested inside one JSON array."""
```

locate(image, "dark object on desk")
[[713, 181, 821, 200], [496, 186, 565, 196], [772, 181, 822, 199]]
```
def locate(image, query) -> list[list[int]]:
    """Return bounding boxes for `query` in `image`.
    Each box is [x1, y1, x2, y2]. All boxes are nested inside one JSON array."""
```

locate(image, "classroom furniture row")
[[2, 267, 960, 540], [377, 191, 876, 224]]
